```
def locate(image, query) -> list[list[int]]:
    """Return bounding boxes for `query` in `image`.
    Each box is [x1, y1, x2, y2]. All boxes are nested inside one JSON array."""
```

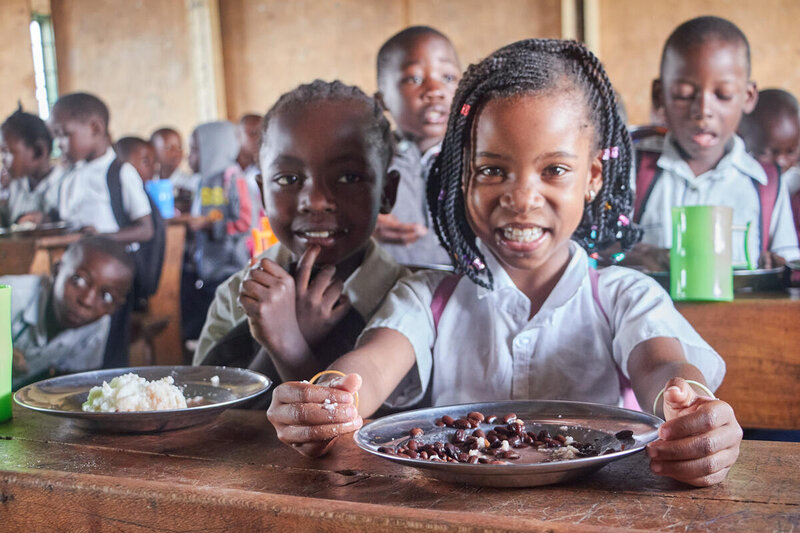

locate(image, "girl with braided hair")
[[268, 40, 742, 487]]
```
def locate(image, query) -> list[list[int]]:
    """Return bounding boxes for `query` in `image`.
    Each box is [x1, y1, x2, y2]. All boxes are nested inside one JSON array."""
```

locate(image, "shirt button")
[[514, 338, 529, 349]]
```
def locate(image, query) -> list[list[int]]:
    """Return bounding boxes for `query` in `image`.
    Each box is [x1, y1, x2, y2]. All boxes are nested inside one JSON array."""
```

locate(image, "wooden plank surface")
[[677, 294, 800, 430], [1, 406, 797, 532]]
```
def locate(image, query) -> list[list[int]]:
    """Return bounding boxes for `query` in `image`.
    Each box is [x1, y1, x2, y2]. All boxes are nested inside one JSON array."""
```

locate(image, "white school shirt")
[[363, 240, 725, 409], [784, 166, 800, 196], [58, 147, 151, 233], [6, 166, 65, 223], [637, 134, 800, 265]]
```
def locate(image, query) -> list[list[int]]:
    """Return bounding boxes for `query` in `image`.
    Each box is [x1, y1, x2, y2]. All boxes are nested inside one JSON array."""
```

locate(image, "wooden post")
[[186, 0, 227, 122]]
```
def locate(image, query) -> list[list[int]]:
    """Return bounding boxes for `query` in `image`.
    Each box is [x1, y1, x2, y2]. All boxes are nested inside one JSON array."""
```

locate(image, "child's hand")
[[16, 211, 44, 225], [238, 257, 306, 355], [267, 373, 363, 457], [373, 213, 427, 245], [80, 225, 98, 235], [647, 377, 742, 486], [12, 348, 27, 374], [758, 251, 786, 269], [294, 246, 351, 347]]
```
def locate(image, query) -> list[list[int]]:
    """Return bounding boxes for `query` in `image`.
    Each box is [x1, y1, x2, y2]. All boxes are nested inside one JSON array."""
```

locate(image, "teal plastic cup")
[[145, 179, 175, 219]]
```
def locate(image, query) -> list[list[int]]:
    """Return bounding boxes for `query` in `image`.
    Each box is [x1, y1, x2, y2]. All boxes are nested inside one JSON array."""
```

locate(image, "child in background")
[[373, 26, 461, 265], [268, 40, 742, 487], [181, 121, 252, 340], [115, 136, 157, 183], [50, 92, 154, 245], [236, 113, 266, 229], [151, 127, 195, 213], [194, 81, 404, 391], [1, 109, 63, 226], [630, 16, 799, 270], [4, 236, 134, 389]]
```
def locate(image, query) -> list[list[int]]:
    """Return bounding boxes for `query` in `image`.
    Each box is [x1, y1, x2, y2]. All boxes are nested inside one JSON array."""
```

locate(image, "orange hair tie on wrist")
[[308, 370, 359, 408]]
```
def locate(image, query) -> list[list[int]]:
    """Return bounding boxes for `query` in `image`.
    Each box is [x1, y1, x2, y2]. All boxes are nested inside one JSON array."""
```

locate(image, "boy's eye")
[[673, 85, 695, 100], [441, 73, 459, 84], [715, 92, 734, 101], [70, 274, 88, 288], [337, 174, 362, 184], [274, 174, 299, 186], [102, 292, 115, 305], [402, 75, 423, 85]]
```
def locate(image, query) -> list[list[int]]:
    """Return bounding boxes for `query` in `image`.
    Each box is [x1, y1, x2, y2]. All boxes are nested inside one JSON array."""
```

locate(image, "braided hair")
[[262, 79, 394, 169], [427, 39, 640, 289], [1, 107, 53, 159]]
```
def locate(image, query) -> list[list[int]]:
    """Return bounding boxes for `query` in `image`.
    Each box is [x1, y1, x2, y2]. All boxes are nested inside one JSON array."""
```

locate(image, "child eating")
[[373, 26, 461, 265], [4, 236, 134, 389], [631, 16, 799, 270], [268, 40, 741, 488], [193, 80, 404, 388], [1, 108, 63, 226]]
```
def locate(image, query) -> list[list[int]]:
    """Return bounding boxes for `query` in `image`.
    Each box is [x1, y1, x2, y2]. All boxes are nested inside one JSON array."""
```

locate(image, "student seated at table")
[[622, 16, 800, 271], [115, 136, 157, 183], [181, 120, 254, 341], [236, 113, 267, 230], [372, 26, 461, 266], [268, 40, 742, 487], [739, 89, 800, 243], [0, 108, 64, 226], [4, 236, 134, 390], [194, 80, 405, 390], [151, 127, 195, 213]]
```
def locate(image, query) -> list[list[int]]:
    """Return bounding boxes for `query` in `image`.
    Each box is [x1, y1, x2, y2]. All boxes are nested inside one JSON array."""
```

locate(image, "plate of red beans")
[[354, 400, 662, 487]]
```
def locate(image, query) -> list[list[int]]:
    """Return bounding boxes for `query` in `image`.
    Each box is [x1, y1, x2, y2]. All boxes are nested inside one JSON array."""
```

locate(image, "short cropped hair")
[[660, 16, 751, 77], [114, 136, 151, 161], [1, 108, 53, 158], [376, 26, 453, 84], [62, 236, 135, 277], [52, 92, 110, 129], [150, 127, 180, 143]]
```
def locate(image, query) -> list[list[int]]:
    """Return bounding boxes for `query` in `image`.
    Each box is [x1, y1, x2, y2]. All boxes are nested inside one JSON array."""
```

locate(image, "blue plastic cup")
[[145, 179, 175, 219]]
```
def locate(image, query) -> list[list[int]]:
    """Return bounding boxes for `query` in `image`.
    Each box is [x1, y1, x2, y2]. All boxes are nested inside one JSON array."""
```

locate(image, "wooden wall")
[[50, 0, 198, 141], [219, 0, 561, 120], [598, 0, 800, 125], [0, 0, 38, 120]]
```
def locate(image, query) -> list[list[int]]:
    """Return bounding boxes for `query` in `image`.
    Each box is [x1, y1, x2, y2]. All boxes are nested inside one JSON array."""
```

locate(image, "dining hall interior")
[[1, 0, 799, 531]]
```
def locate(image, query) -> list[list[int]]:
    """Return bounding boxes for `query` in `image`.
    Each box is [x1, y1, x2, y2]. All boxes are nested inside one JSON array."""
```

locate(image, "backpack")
[[107, 159, 167, 304], [634, 149, 782, 255]]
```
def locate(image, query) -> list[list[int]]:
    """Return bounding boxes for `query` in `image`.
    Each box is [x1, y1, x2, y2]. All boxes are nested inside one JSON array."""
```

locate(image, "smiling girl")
[[267, 40, 742, 487]]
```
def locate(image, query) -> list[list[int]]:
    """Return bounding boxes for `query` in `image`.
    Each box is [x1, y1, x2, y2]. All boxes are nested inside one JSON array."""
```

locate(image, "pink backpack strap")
[[755, 161, 781, 254], [589, 266, 641, 411], [431, 274, 462, 333], [633, 150, 661, 224]]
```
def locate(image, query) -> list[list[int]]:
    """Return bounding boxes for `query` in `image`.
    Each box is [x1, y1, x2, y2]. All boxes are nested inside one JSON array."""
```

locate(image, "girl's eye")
[[543, 165, 569, 178], [478, 166, 504, 177], [274, 174, 299, 186], [337, 174, 362, 184], [70, 274, 88, 288]]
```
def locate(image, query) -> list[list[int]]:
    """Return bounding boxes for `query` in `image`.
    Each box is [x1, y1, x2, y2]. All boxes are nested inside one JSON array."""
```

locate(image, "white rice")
[[82, 373, 188, 412]]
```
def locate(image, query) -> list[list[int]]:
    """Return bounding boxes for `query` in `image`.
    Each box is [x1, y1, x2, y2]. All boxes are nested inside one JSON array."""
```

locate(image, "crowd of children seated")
[[2, 16, 800, 487]]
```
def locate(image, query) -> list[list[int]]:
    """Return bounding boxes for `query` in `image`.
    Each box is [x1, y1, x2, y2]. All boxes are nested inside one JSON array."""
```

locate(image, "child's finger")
[[647, 424, 740, 461], [295, 245, 321, 291], [256, 257, 290, 278], [305, 265, 337, 301], [328, 295, 351, 325], [268, 401, 360, 426], [659, 400, 736, 440], [319, 372, 362, 395], [649, 447, 739, 485], [271, 382, 357, 405], [277, 417, 363, 444], [320, 278, 346, 310]]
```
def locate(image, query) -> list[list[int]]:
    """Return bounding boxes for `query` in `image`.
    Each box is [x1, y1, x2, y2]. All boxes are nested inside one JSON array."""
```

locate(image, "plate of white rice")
[[14, 366, 271, 432]]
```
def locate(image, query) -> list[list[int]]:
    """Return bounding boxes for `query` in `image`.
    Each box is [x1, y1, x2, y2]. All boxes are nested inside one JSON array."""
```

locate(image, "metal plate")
[[14, 366, 271, 433], [0, 221, 68, 237], [647, 266, 786, 292], [355, 400, 661, 488]]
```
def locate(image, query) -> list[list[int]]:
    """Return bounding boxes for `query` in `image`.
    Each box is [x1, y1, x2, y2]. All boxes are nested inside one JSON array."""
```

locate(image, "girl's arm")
[[266, 327, 417, 457], [628, 337, 742, 487]]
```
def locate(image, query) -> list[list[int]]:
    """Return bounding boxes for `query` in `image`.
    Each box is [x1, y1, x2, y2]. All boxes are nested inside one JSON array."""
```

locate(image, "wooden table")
[[1, 406, 797, 532], [676, 291, 800, 430], [0, 232, 82, 275]]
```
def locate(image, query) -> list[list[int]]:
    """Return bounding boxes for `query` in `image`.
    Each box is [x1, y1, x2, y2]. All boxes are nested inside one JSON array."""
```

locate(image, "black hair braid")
[[428, 39, 641, 290], [1, 108, 53, 159], [262, 79, 394, 169]]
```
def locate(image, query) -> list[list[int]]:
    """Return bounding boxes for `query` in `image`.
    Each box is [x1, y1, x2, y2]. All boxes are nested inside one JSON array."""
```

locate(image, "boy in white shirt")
[[50, 92, 153, 245]]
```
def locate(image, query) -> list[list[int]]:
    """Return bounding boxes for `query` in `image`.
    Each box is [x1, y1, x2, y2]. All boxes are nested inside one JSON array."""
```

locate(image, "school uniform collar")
[[257, 238, 406, 320], [658, 133, 767, 185], [73, 146, 116, 172], [474, 240, 586, 319], [20, 277, 52, 348]]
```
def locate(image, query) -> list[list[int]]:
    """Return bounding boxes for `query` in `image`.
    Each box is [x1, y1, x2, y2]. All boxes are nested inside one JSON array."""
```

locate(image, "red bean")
[[409, 427, 424, 438]]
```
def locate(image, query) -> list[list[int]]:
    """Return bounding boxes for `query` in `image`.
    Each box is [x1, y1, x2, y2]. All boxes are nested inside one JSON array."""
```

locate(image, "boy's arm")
[[628, 338, 742, 487], [105, 214, 154, 244]]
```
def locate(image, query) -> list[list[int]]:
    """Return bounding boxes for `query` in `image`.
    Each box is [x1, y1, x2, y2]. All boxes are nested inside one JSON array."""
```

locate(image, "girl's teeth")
[[503, 227, 543, 242], [305, 231, 332, 238]]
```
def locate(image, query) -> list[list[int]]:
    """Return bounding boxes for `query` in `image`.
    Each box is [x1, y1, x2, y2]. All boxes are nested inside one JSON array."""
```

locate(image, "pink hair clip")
[[460, 104, 471, 116], [602, 146, 619, 160]]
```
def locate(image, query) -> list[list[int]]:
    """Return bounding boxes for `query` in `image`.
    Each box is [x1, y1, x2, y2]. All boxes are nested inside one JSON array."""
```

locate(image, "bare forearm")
[[108, 215, 154, 244]]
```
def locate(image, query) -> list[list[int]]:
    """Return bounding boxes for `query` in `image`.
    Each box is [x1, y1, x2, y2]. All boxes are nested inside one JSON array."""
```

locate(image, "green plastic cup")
[[0, 285, 11, 422], [670, 206, 734, 301]]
